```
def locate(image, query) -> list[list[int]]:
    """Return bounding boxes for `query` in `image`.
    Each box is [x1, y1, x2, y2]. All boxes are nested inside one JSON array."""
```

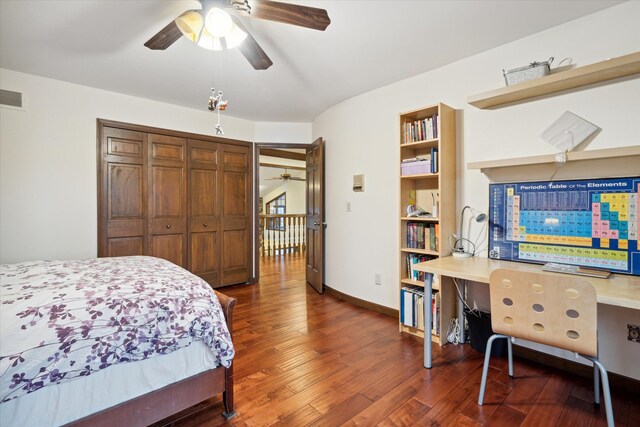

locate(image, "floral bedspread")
[[0, 256, 235, 403]]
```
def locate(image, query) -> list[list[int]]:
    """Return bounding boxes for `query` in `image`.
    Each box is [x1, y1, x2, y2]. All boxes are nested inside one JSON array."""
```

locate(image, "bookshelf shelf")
[[400, 139, 439, 150], [401, 173, 439, 180], [400, 216, 439, 222], [468, 51, 640, 109], [401, 278, 441, 290], [398, 103, 457, 346], [400, 324, 441, 344], [401, 247, 440, 256]]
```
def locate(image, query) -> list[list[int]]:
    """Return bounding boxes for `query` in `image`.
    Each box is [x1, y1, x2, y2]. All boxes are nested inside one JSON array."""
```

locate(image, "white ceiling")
[[0, 0, 623, 122]]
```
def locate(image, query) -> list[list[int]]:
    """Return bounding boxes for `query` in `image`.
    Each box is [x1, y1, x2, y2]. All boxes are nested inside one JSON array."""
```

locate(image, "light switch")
[[353, 174, 364, 192]]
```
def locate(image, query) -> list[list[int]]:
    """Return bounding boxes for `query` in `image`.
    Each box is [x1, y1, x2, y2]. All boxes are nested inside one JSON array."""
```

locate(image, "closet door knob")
[[203, 223, 208, 227], [166, 224, 171, 229]]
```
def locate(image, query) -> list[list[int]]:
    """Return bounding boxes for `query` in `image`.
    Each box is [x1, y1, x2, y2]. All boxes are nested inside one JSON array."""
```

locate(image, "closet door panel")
[[99, 127, 147, 257], [148, 134, 187, 267], [190, 232, 218, 277], [222, 229, 248, 284], [220, 144, 251, 286], [188, 139, 220, 286], [108, 237, 144, 257], [151, 234, 184, 266]]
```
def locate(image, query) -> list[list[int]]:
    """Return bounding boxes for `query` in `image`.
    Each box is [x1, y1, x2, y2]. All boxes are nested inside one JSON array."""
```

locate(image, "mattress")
[[0, 341, 216, 426]]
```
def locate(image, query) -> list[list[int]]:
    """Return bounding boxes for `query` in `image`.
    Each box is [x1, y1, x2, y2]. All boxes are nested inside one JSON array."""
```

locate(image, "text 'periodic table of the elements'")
[[489, 177, 640, 275]]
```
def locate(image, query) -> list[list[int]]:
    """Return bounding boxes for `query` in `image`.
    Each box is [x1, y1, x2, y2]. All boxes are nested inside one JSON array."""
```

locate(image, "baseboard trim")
[[513, 344, 640, 395], [324, 285, 398, 318]]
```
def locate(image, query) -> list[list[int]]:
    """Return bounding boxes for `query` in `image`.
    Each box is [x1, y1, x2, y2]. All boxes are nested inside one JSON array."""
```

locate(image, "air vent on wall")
[[0, 89, 24, 109]]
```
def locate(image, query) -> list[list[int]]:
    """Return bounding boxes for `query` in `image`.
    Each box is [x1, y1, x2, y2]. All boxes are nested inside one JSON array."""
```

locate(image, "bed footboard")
[[214, 290, 238, 419]]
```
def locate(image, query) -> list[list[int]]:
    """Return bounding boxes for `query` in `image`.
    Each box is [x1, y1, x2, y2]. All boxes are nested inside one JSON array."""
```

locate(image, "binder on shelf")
[[400, 284, 440, 335]]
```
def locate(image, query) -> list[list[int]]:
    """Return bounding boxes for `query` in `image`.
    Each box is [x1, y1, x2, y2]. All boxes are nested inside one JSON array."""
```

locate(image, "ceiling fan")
[[144, 0, 331, 70], [267, 169, 305, 181]]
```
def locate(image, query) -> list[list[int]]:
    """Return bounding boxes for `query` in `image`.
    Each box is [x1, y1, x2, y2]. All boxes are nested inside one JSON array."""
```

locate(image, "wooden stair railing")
[[259, 214, 306, 257]]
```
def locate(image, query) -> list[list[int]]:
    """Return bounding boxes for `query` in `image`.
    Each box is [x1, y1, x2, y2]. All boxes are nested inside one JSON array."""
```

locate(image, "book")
[[401, 288, 414, 326], [432, 291, 440, 335], [429, 224, 436, 251], [424, 226, 431, 251]]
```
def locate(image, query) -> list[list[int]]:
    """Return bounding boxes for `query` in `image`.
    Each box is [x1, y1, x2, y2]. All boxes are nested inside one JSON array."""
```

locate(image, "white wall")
[[0, 69, 256, 264], [313, 1, 640, 378], [254, 121, 312, 143], [262, 180, 306, 215]]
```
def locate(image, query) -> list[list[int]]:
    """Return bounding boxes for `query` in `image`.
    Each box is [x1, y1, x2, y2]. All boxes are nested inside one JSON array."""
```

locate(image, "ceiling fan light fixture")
[[204, 7, 233, 38], [225, 24, 248, 49], [197, 27, 223, 51], [175, 11, 204, 43]]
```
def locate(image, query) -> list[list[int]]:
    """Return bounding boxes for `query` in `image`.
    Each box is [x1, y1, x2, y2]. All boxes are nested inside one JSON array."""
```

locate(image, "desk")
[[414, 256, 640, 368]]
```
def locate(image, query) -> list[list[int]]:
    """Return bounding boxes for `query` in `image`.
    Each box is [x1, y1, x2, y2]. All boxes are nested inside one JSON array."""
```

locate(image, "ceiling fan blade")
[[289, 177, 306, 181], [144, 12, 191, 50], [230, 16, 273, 70], [249, 0, 331, 31]]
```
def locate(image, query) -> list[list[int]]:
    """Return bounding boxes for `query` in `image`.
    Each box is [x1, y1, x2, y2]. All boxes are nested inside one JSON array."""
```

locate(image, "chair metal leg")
[[593, 359, 614, 427], [507, 337, 514, 377], [594, 362, 600, 406], [478, 334, 509, 405], [582, 355, 614, 427]]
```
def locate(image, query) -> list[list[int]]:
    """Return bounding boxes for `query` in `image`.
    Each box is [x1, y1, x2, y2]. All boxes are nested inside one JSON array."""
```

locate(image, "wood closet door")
[[220, 144, 251, 286], [148, 134, 187, 267], [188, 139, 220, 286], [99, 127, 147, 257]]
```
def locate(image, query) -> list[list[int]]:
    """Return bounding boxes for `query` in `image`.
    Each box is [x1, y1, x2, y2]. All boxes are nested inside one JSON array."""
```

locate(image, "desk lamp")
[[452, 206, 487, 258]]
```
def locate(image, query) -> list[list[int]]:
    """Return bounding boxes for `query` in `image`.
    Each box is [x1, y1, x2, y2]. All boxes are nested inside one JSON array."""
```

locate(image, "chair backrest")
[[489, 269, 598, 357]]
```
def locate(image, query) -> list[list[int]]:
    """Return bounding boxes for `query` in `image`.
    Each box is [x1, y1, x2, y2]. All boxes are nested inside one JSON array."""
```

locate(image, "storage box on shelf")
[[398, 103, 457, 345]]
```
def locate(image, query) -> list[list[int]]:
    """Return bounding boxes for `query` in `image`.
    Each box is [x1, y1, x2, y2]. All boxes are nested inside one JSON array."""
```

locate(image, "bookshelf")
[[399, 103, 457, 345]]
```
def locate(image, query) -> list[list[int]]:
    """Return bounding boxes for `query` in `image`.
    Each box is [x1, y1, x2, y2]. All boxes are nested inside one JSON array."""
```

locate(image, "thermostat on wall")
[[353, 174, 364, 192]]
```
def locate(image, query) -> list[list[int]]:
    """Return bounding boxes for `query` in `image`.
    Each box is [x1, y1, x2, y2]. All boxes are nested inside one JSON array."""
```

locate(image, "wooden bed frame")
[[69, 291, 237, 427]]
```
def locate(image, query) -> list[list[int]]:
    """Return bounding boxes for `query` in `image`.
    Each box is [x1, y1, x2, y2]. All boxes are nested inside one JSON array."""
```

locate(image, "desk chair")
[[478, 269, 614, 427]]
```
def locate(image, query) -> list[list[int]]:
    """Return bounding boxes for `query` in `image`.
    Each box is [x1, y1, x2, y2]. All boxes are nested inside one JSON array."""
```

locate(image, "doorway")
[[254, 141, 324, 292]]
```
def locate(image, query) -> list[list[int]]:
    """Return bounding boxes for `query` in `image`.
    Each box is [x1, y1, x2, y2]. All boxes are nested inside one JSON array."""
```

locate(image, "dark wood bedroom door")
[[148, 133, 187, 268], [306, 137, 325, 293], [188, 139, 220, 285]]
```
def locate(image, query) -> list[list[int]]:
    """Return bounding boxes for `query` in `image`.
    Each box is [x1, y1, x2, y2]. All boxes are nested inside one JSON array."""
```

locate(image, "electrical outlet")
[[374, 273, 382, 285], [628, 324, 640, 343]]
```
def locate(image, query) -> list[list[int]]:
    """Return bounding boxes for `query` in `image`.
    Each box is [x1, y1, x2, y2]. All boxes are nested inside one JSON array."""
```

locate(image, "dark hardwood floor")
[[160, 255, 640, 426]]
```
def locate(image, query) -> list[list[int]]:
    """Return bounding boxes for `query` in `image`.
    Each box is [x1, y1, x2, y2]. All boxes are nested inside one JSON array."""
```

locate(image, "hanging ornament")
[[208, 88, 228, 135]]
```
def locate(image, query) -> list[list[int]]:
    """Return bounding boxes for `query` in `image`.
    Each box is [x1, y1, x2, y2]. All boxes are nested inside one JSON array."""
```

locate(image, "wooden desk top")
[[414, 256, 640, 310]]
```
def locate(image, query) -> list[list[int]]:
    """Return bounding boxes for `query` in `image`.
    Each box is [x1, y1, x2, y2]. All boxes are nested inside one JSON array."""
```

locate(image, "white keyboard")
[[542, 263, 610, 279]]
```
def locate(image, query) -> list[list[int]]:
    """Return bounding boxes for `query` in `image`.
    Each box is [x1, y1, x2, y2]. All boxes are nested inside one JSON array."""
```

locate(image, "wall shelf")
[[468, 146, 640, 171], [468, 51, 640, 109]]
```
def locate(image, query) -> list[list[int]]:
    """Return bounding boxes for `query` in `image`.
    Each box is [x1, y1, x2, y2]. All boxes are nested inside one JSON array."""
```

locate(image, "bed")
[[0, 256, 237, 426]]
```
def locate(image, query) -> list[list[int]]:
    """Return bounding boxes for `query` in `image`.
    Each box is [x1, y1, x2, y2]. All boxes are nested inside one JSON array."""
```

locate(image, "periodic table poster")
[[489, 177, 640, 275]]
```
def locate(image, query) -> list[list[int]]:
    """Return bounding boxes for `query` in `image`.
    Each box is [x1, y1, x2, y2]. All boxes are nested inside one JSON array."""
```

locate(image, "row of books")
[[400, 284, 440, 335], [402, 114, 438, 144], [406, 254, 436, 281], [406, 222, 440, 251], [400, 147, 439, 174]]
